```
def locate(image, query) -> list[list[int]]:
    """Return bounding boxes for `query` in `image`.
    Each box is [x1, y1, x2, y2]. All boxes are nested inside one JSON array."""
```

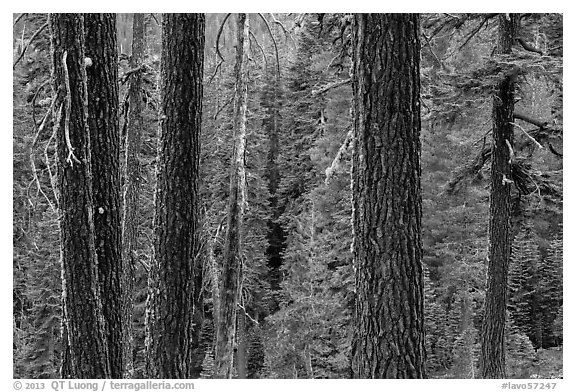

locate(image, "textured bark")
[[480, 13, 519, 379], [83, 13, 124, 379], [145, 13, 205, 379], [121, 13, 146, 378], [215, 13, 249, 379], [49, 13, 110, 378], [350, 13, 426, 379]]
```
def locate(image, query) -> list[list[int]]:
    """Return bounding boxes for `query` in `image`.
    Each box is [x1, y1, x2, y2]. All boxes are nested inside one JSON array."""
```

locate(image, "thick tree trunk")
[[215, 12, 249, 379], [49, 13, 110, 378], [84, 13, 124, 379], [350, 13, 426, 379], [145, 13, 205, 379], [121, 12, 146, 378], [480, 13, 519, 379]]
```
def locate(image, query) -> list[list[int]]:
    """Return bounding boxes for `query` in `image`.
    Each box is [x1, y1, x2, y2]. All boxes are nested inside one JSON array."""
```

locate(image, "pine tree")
[[480, 13, 519, 379], [350, 13, 425, 378], [49, 13, 110, 378], [145, 13, 205, 378], [84, 13, 124, 378]]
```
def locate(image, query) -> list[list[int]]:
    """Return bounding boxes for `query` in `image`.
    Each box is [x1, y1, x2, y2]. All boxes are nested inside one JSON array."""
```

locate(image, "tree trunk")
[[236, 308, 247, 378], [350, 13, 426, 379], [480, 13, 519, 379], [84, 13, 124, 379], [145, 13, 205, 379], [49, 13, 110, 378], [121, 12, 146, 379], [215, 12, 249, 379]]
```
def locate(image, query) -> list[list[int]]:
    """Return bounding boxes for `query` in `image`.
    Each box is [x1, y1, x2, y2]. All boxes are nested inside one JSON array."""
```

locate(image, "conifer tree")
[[145, 13, 205, 378], [350, 13, 425, 378]]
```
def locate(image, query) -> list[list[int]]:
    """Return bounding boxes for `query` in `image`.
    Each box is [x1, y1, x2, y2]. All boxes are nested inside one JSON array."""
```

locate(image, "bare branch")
[[237, 303, 259, 325], [213, 91, 236, 121], [312, 77, 351, 96], [249, 30, 267, 67], [13, 21, 49, 69], [510, 121, 544, 149], [513, 111, 548, 128], [422, 31, 446, 70], [149, 13, 159, 26], [44, 125, 58, 207], [325, 127, 353, 184], [269, 13, 295, 45], [257, 13, 281, 77], [13, 13, 27, 28], [208, 13, 232, 84], [62, 51, 80, 166], [31, 78, 50, 128], [516, 37, 543, 55]]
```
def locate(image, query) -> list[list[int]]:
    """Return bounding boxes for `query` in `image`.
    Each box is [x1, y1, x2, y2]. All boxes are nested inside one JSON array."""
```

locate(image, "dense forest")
[[12, 13, 563, 379]]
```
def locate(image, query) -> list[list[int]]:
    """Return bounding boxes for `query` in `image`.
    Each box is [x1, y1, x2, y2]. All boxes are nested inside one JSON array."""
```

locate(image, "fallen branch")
[[249, 30, 267, 67], [269, 13, 295, 45], [237, 303, 259, 325], [214, 91, 236, 121], [13, 21, 48, 69]]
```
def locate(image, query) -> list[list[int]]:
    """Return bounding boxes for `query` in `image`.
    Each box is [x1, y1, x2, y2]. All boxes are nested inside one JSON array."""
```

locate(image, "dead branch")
[[214, 92, 236, 121], [13, 13, 27, 28], [249, 30, 267, 67], [121, 64, 146, 84], [62, 51, 80, 166], [149, 13, 159, 26], [31, 78, 50, 128], [325, 127, 353, 184], [208, 13, 232, 84], [13, 21, 49, 69], [269, 13, 295, 45], [516, 37, 543, 55], [513, 111, 548, 128], [510, 121, 544, 149], [422, 31, 446, 70], [312, 77, 352, 96], [237, 303, 259, 325], [257, 13, 281, 77], [44, 125, 58, 207]]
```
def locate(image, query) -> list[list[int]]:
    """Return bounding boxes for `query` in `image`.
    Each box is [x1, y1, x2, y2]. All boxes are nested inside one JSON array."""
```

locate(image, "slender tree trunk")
[[237, 308, 247, 378], [84, 13, 124, 379], [49, 13, 110, 378], [350, 13, 426, 379], [215, 12, 249, 379], [480, 13, 519, 379], [145, 13, 205, 379], [121, 12, 146, 378]]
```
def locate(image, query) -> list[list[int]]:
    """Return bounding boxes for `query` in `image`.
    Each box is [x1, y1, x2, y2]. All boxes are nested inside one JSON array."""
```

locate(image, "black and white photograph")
[[11, 10, 564, 382]]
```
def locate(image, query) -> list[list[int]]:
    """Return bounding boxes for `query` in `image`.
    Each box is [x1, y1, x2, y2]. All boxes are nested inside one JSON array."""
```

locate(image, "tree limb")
[[208, 13, 232, 84], [257, 13, 281, 77], [312, 77, 352, 96], [516, 37, 543, 55], [249, 30, 267, 67], [13, 13, 27, 28], [13, 21, 49, 69]]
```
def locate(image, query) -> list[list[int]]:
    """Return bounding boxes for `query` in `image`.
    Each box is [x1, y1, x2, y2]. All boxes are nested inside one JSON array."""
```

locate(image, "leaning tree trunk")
[[84, 13, 124, 379], [215, 12, 249, 379], [350, 13, 426, 379], [145, 13, 205, 379], [480, 13, 519, 379], [121, 12, 146, 378], [49, 13, 110, 378]]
